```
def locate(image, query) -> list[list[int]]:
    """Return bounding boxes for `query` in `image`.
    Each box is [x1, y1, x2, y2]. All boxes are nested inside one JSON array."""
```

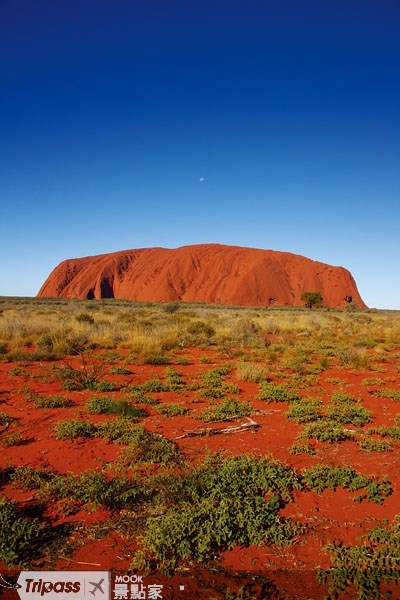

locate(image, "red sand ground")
[[37, 243, 366, 309], [0, 346, 399, 599]]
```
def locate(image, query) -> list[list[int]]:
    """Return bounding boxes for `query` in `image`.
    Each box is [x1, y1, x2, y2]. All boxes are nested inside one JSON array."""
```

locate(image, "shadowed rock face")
[[37, 243, 367, 308]]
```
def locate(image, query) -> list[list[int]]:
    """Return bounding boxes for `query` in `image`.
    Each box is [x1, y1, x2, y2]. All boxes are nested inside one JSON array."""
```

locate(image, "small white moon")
[[199, 176, 205, 182]]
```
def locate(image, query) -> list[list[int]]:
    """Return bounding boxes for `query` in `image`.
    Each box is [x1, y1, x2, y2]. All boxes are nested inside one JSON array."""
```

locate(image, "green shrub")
[[110, 366, 132, 375], [370, 388, 400, 401], [357, 437, 393, 453], [199, 356, 213, 364], [197, 398, 252, 422], [1, 433, 27, 446], [361, 377, 386, 386], [0, 498, 43, 566], [288, 443, 316, 455], [118, 425, 180, 465], [368, 426, 400, 441], [85, 396, 146, 419], [55, 358, 115, 391], [38, 470, 146, 514], [155, 403, 189, 417], [0, 412, 17, 426], [140, 378, 168, 392], [258, 382, 300, 403], [133, 454, 303, 574], [318, 516, 400, 598], [326, 392, 371, 426], [11, 466, 55, 489], [54, 419, 98, 441], [164, 367, 187, 390], [32, 395, 73, 409], [197, 369, 239, 400], [286, 399, 321, 423], [301, 292, 323, 309], [142, 353, 171, 365], [163, 302, 180, 314], [327, 403, 371, 426], [299, 421, 353, 443], [302, 465, 392, 504], [129, 390, 159, 405]]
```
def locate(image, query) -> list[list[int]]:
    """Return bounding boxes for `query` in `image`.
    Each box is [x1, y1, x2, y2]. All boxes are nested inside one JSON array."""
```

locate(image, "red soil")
[[37, 243, 366, 308], [1, 347, 399, 599]]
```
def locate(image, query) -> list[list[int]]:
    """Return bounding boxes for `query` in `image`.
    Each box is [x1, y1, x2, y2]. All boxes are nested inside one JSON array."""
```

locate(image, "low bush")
[[286, 399, 322, 423], [298, 421, 354, 443], [318, 516, 400, 598], [197, 398, 252, 422], [55, 354, 115, 391], [302, 465, 392, 504], [370, 388, 400, 401], [155, 403, 189, 417], [164, 367, 187, 391], [85, 397, 146, 419], [37, 470, 147, 514], [327, 403, 371, 427], [288, 443, 316, 455], [54, 419, 98, 441], [118, 425, 180, 465], [32, 395, 73, 409], [11, 466, 55, 489], [357, 437, 393, 453], [0, 412, 17, 426], [196, 369, 239, 400], [236, 362, 270, 383], [0, 497, 44, 566], [368, 426, 400, 441], [142, 354, 171, 365], [110, 366, 132, 375], [133, 454, 303, 574], [1, 433, 28, 446], [258, 382, 300, 403]]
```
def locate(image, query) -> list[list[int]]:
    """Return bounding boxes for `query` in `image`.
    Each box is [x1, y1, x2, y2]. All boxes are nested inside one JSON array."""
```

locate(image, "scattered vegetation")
[[318, 516, 400, 599], [2, 296, 400, 589]]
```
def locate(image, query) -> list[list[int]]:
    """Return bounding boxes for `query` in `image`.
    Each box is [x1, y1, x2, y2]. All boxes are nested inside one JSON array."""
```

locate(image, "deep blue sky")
[[1, 0, 399, 308]]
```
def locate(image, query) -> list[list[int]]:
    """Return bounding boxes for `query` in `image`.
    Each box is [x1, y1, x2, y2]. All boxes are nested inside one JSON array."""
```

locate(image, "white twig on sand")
[[174, 416, 260, 439]]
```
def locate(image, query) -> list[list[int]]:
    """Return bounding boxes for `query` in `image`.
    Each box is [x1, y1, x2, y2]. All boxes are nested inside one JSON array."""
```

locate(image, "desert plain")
[[0, 297, 399, 599]]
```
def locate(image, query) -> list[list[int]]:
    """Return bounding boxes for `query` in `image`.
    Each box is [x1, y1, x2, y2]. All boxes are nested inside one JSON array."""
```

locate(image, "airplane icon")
[[89, 578, 105, 596]]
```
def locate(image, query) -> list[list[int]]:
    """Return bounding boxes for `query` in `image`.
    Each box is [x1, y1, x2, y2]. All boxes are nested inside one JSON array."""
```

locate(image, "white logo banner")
[[16, 572, 110, 600]]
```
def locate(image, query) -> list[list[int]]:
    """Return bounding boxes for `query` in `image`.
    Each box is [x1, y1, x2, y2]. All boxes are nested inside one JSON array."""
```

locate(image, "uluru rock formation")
[[38, 244, 367, 308]]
